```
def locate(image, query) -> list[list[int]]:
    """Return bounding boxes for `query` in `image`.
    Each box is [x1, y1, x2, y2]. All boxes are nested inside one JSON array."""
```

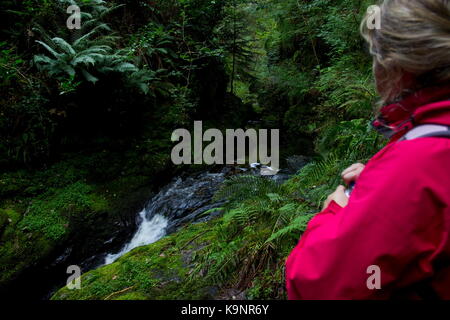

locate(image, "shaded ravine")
[[2, 157, 308, 300]]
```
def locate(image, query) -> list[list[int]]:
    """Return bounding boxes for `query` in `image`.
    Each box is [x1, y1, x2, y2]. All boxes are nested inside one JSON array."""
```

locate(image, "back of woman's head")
[[361, 0, 450, 104]]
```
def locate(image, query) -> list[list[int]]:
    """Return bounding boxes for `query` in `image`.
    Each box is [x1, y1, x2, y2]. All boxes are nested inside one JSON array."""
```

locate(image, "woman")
[[286, 0, 450, 299]]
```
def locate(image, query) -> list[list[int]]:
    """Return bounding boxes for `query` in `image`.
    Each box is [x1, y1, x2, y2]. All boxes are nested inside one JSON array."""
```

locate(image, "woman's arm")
[[286, 142, 446, 300]]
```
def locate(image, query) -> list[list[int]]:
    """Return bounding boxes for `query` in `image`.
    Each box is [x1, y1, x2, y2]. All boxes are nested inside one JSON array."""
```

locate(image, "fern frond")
[[265, 214, 313, 244], [52, 38, 76, 55], [35, 40, 61, 58], [81, 69, 99, 83], [214, 175, 283, 204], [115, 62, 139, 73], [33, 55, 53, 66], [71, 54, 97, 67], [73, 23, 111, 47]]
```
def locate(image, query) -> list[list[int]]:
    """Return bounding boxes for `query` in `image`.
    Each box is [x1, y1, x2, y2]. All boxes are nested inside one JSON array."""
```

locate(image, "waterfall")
[[101, 161, 303, 266], [104, 211, 169, 265], [102, 171, 227, 265]]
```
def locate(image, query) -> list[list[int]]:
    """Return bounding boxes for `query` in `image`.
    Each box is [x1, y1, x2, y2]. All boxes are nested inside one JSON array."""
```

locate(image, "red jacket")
[[286, 86, 450, 300]]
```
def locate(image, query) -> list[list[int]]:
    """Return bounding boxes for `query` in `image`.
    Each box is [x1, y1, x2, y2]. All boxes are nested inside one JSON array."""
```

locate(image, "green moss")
[[0, 208, 20, 231], [52, 221, 217, 300], [3, 208, 21, 224], [88, 194, 110, 213], [18, 181, 95, 241], [0, 171, 31, 198], [0, 141, 167, 288], [0, 228, 56, 284], [115, 292, 149, 300]]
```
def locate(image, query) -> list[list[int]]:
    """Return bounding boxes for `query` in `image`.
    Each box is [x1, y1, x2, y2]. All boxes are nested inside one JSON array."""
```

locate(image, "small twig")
[[103, 286, 135, 300]]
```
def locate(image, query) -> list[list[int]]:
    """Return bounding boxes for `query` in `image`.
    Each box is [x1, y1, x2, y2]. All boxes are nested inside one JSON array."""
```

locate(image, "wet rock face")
[[285, 155, 311, 173], [143, 172, 227, 234]]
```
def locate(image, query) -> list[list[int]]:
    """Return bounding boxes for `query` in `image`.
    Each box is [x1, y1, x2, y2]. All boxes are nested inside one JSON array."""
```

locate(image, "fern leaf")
[[81, 69, 99, 83], [52, 38, 76, 55], [115, 62, 139, 73], [265, 214, 313, 244], [33, 55, 53, 65], [72, 55, 97, 67], [36, 40, 61, 58], [73, 23, 111, 48], [61, 64, 76, 77]]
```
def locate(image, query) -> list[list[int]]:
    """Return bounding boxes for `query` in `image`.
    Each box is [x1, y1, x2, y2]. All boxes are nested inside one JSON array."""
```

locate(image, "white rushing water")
[[104, 210, 168, 265], [102, 165, 292, 267]]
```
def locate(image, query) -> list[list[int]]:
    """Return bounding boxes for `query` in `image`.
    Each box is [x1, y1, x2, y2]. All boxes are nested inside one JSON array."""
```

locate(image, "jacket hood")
[[372, 85, 450, 141]]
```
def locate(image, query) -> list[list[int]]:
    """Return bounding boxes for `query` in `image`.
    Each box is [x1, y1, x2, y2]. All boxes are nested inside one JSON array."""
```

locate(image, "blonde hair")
[[361, 0, 450, 105]]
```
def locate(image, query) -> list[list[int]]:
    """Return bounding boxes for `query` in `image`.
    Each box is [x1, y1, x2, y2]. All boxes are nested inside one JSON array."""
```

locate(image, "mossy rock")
[[0, 181, 113, 286], [114, 292, 148, 300], [52, 221, 217, 300]]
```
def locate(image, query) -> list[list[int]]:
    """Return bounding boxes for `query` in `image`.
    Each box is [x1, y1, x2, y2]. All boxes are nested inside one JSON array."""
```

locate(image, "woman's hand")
[[322, 163, 366, 210], [323, 185, 348, 210], [341, 163, 365, 184]]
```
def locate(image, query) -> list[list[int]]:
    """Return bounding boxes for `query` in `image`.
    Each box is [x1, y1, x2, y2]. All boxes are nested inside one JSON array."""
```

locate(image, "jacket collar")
[[372, 85, 450, 141]]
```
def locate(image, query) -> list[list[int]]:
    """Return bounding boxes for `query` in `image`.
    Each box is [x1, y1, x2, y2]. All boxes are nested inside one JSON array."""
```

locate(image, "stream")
[[101, 157, 308, 266], [1, 156, 308, 300]]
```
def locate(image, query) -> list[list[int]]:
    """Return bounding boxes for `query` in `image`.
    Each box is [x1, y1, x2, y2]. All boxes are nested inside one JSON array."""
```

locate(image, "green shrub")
[[33, 0, 151, 94]]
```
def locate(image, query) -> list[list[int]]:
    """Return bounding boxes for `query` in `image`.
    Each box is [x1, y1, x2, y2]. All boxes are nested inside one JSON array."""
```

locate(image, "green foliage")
[[130, 22, 177, 69], [214, 175, 284, 205], [315, 54, 375, 119], [32, 1, 149, 92], [34, 34, 137, 85], [265, 209, 312, 244], [0, 86, 54, 165], [52, 221, 218, 300], [0, 42, 25, 86], [18, 181, 97, 241], [217, 0, 257, 94], [250, 0, 379, 154], [161, 86, 197, 126], [188, 174, 314, 298], [318, 118, 383, 160], [1, 0, 390, 301]]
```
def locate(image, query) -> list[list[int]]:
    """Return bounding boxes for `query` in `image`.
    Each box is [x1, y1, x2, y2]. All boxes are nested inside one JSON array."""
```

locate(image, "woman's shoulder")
[[346, 137, 450, 209], [363, 137, 450, 192], [372, 136, 450, 166]]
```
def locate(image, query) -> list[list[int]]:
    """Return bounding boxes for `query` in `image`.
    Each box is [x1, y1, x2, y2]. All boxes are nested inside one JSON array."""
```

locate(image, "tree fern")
[[33, 1, 151, 92]]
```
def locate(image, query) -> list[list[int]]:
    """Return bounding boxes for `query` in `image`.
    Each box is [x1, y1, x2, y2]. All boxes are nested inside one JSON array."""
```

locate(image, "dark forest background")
[[0, 0, 385, 300]]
